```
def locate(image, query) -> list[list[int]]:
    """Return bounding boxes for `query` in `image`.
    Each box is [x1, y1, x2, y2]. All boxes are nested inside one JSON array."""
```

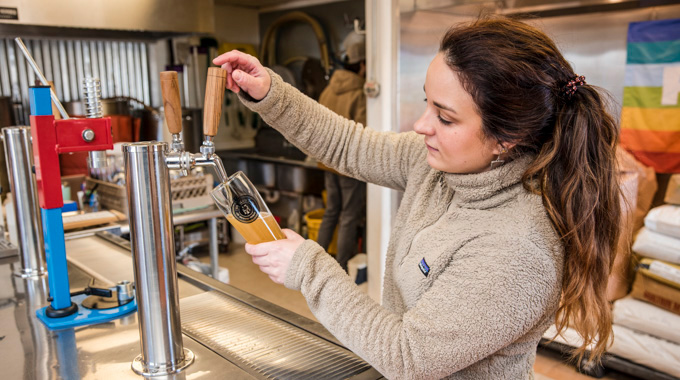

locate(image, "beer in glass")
[[211, 171, 285, 244]]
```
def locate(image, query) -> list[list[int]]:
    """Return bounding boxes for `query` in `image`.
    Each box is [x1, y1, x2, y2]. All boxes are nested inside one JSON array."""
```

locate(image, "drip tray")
[[181, 291, 372, 379]]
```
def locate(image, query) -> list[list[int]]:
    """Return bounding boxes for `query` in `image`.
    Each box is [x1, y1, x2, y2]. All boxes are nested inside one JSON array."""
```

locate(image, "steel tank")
[[2, 126, 46, 277], [123, 141, 193, 376]]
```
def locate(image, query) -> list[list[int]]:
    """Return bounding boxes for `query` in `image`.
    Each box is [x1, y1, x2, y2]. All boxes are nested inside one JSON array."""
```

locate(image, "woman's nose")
[[413, 112, 433, 135]]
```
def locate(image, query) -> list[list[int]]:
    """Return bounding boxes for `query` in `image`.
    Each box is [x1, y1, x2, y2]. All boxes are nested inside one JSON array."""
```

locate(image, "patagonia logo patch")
[[418, 258, 430, 277]]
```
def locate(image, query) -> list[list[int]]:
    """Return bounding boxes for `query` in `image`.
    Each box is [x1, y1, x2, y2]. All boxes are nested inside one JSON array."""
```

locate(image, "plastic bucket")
[[304, 208, 338, 255]]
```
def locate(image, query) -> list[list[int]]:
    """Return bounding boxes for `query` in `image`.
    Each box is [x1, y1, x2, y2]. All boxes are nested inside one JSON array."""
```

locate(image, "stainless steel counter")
[[0, 253, 246, 379], [0, 233, 382, 379]]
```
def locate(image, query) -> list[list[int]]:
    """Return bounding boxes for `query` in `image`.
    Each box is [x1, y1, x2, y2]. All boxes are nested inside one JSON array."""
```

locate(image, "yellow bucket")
[[304, 208, 338, 255]]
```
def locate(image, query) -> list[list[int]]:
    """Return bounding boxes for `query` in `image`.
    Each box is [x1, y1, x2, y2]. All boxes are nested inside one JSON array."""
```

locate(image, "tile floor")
[[199, 244, 640, 380]]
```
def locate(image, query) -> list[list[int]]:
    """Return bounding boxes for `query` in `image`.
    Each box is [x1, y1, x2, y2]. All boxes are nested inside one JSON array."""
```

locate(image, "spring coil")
[[82, 77, 102, 119]]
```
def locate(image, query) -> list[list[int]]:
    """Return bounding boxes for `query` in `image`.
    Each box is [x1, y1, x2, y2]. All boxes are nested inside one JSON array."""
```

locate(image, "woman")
[[213, 17, 620, 379]]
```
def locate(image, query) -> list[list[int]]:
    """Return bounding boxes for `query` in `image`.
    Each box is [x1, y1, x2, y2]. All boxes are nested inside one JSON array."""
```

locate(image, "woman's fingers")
[[268, 274, 280, 284], [213, 50, 270, 100], [251, 253, 268, 267], [232, 69, 270, 100], [244, 229, 303, 284], [281, 229, 302, 240], [213, 50, 260, 79], [248, 255, 282, 284], [224, 61, 233, 91], [212, 50, 254, 69], [245, 242, 273, 257]]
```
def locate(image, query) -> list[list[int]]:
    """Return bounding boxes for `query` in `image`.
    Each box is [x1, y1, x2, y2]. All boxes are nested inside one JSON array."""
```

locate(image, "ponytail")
[[524, 86, 620, 362]]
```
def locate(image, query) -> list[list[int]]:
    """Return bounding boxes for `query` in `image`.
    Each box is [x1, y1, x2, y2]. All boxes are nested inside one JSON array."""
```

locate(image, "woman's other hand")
[[212, 50, 271, 101], [245, 229, 305, 284]]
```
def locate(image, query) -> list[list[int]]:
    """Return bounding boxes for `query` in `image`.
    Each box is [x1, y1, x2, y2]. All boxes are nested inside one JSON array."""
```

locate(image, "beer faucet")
[[124, 67, 230, 375], [161, 68, 228, 182]]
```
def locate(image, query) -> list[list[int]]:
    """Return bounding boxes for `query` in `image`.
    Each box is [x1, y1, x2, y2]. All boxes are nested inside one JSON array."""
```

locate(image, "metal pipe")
[[192, 46, 202, 108], [208, 218, 219, 279], [165, 151, 228, 183], [14, 38, 70, 119], [123, 141, 193, 376], [2, 126, 46, 278], [193, 153, 228, 183], [87, 151, 108, 170]]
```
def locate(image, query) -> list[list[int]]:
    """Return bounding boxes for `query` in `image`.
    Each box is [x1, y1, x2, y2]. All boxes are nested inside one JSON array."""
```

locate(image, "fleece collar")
[[441, 155, 534, 210]]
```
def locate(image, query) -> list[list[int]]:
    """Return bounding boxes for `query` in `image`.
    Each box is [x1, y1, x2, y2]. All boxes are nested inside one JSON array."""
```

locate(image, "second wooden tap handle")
[[203, 67, 228, 137], [48, 81, 62, 120], [160, 71, 182, 135]]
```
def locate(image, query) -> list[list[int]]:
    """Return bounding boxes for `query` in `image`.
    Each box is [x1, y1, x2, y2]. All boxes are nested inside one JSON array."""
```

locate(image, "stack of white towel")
[[609, 204, 680, 377], [633, 205, 680, 269]]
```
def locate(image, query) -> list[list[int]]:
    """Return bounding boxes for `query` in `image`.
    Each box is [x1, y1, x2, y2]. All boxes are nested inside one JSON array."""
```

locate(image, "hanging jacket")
[[318, 69, 366, 126]]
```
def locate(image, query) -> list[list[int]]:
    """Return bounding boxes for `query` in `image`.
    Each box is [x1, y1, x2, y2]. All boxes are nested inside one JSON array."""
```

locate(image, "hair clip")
[[563, 75, 586, 98]]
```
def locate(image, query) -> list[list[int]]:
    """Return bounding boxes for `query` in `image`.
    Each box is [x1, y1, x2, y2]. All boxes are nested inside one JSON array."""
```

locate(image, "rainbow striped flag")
[[621, 18, 680, 174]]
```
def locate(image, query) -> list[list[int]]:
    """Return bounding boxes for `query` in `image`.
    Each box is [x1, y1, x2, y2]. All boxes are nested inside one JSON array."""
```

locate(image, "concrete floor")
[[200, 243, 639, 380]]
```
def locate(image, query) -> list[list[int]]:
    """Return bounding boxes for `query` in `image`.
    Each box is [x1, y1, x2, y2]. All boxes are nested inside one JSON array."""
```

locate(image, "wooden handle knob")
[[203, 67, 227, 137], [160, 71, 182, 135], [48, 81, 62, 120]]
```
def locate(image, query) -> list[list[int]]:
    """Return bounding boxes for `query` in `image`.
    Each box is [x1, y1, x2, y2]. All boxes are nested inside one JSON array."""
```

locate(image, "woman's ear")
[[492, 141, 517, 155]]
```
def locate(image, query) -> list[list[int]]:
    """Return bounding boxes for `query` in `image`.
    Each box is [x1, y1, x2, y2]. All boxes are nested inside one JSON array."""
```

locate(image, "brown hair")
[[440, 17, 620, 362]]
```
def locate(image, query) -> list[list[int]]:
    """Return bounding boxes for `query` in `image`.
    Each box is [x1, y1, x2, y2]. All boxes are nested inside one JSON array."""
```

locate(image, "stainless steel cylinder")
[[116, 280, 134, 304], [123, 142, 193, 376], [87, 150, 108, 169], [2, 127, 46, 278]]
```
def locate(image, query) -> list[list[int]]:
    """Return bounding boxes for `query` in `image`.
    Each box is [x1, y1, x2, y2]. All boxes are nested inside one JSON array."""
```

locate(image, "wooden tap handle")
[[203, 67, 227, 137], [160, 71, 183, 135], [48, 81, 62, 120]]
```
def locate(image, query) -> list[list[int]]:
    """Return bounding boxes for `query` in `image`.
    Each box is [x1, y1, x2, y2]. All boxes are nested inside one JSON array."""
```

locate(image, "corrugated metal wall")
[[0, 38, 150, 124]]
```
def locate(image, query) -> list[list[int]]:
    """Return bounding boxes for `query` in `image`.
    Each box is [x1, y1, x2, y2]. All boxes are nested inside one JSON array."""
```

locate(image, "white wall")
[[398, 5, 680, 132]]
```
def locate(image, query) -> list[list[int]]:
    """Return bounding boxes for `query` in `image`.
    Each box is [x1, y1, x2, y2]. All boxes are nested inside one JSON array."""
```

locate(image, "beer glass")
[[211, 171, 285, 244]]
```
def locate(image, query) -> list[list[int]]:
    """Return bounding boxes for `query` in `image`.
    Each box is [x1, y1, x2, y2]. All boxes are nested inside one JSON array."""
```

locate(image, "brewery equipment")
[[1, 126, 46, 277], [29, 82, 137, 329], [123, 67, 227, 376]]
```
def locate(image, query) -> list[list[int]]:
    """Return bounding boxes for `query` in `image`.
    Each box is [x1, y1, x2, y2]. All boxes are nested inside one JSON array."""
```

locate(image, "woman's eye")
[[437, 115, 453, 125], [423, 98, 428, 103]]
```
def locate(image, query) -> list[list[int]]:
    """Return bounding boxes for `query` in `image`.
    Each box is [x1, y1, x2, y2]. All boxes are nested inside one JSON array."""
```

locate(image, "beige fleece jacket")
[[239, 70, 564, 380]]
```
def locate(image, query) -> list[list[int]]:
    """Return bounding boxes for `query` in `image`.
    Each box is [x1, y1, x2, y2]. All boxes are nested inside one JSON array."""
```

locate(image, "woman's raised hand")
[[212, 50, 271, 101]]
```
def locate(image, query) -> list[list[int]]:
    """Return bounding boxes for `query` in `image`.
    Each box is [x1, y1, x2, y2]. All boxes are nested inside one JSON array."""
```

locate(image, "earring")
[[490, 148, 507, 169]]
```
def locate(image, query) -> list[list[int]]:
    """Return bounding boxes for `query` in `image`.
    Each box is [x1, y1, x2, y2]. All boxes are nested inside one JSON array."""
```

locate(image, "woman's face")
[[414, 53, 501, 174]]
